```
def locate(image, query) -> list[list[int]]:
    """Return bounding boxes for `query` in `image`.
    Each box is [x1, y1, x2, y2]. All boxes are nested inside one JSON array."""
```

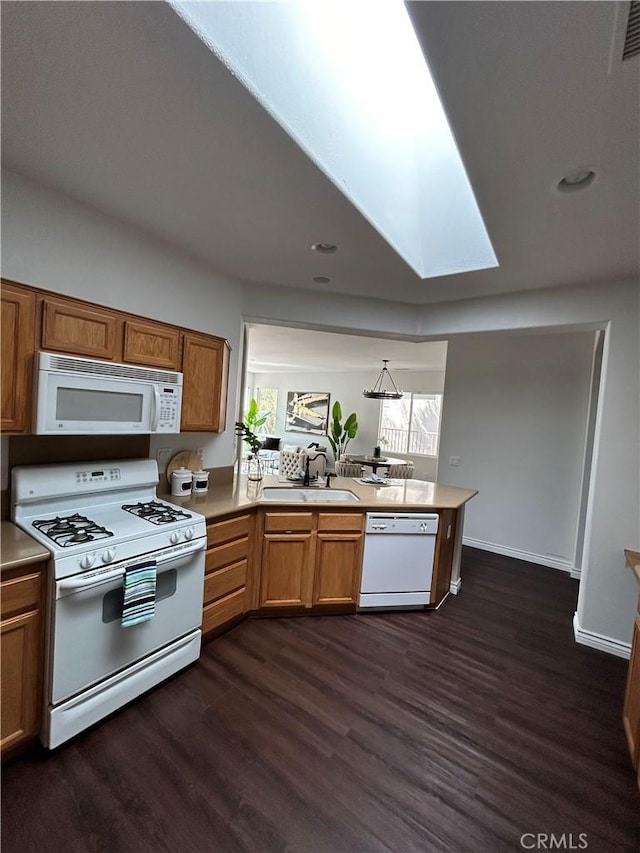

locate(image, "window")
[[256, 387, 278, 435], [378, 393, 442, 456]]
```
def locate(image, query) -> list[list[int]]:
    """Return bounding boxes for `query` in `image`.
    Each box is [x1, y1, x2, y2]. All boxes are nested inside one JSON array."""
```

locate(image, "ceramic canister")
[[191, 469, 209, 494], [171, 467, 193, 497]]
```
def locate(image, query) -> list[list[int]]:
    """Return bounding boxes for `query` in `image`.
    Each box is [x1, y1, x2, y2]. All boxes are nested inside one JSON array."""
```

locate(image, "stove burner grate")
[[33, 514, 114, 548], [121, 501, 192, 526]]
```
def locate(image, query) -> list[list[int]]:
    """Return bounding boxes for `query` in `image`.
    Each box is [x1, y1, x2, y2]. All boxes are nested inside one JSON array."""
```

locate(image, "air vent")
[[46, 354, 181, 384], [623, 1, 640, 60]]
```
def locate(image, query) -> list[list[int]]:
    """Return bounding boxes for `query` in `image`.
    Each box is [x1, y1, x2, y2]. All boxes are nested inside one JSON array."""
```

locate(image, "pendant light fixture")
[[363, 360, 403, 400]]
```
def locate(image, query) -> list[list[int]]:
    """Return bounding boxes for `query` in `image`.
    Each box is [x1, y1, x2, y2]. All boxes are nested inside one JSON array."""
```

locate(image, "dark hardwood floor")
[[2, 547, 639, 853]]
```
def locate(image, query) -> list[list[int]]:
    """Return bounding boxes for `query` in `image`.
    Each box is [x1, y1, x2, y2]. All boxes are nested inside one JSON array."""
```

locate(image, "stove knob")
[[184, 527, 194, 541], [170, 531, 181, 545], [80, 553, 96, 570], [101, 548, 116, 564]]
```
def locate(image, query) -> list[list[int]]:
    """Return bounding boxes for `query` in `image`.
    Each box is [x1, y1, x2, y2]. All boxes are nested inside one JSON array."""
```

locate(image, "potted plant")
[[235, 398, 271, 481], [327, 401, 358, 461]]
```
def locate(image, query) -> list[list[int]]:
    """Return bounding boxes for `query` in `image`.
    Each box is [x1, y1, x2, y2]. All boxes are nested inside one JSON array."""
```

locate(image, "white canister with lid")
[[191, 469, 209, 494], [171, 467, 193, 497]]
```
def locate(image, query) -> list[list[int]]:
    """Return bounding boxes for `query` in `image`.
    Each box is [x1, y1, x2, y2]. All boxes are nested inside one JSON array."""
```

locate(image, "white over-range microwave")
[[34, 351, 183, 435]]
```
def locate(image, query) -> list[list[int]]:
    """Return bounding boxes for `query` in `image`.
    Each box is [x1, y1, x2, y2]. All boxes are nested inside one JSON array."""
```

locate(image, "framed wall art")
[[285, 391, 330, 435]]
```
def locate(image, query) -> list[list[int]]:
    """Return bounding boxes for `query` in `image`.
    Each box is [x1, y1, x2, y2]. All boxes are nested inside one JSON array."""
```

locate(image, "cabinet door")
[[430, 510, 456, 607], [181, 333, 230, 432], [41, 295, 121, 360], [1, 609, 40, 751], [123, 320, 180, 370], [260, 534, 314, 608], [623, 617, 640, 768], [313, 533, 363, 606], [1, 282, 36, 433]]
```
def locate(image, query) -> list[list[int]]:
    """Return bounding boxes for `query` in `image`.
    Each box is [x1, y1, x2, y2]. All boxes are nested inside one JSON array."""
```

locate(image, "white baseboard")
[[462, 536, 575, 573], [573, 612, 631, 659], [570, 567, 582, 579], [449, 578, 462, 595]]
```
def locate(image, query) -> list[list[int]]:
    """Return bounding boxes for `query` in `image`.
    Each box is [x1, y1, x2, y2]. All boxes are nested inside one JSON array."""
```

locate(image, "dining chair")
[[386, 462, 414, 479], [335, 460, 364, 477]]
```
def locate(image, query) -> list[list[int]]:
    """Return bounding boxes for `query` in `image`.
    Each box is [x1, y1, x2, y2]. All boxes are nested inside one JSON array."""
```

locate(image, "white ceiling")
[[1, 1, 639, 305], [246, 324, 449, 373]]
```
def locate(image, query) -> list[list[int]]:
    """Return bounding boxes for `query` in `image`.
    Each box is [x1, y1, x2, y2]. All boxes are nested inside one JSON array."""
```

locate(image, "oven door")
[[49, 541, 205, 705]]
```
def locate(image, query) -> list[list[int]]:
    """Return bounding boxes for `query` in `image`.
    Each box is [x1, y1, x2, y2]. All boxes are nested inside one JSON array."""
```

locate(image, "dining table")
[[345, 455, 408, 475]]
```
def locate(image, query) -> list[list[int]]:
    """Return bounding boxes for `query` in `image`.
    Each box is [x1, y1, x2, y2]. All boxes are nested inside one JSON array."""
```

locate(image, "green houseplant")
[[327, 401, 358, 460], [235, 398, 271, 481]]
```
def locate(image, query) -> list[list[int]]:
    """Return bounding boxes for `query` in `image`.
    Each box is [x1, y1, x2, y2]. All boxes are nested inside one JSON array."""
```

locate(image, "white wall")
[[249, 368, 446, 480], [244, 277, 640, 651], [1, 169, 244, 471], [2, 168, 638, 654], [438, 331, 595, 570]]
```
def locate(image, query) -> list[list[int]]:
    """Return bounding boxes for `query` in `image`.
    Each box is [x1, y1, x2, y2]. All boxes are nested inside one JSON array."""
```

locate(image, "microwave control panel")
[[158, 386, 181, 430]]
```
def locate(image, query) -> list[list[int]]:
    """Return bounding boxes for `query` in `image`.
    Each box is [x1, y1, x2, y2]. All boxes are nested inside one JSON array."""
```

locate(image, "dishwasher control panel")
[[364, 512, 439, 535]]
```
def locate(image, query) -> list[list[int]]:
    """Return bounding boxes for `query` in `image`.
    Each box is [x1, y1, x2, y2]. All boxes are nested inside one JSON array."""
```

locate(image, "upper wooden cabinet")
[[0, 280, 231, 435], [181, 333, 230, 433], [1, 283, 35, 434], [123, 320, 180, 370], [41, 294, 122, 360]]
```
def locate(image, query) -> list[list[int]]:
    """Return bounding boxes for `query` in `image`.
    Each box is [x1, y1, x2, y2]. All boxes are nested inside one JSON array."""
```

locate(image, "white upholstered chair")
[[386, 462, 414, 479], [335, 460, 364, 478]]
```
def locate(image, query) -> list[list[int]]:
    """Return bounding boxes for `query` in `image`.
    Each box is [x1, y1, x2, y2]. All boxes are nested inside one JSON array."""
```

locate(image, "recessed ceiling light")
[[312, 242, 337, 254], [556, 169, 597, 193], [313, 275, 331, 284]]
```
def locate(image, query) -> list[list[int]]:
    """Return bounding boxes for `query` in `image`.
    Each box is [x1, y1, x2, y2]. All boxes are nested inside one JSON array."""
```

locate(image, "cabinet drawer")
[[204, 560, 247, 605], [202, 588, 245, 634], [207, 514, 251, 548], [317, 512, 364, 533], [264, 512, 314, 533], [1, 572, 41, 620], [206, 537, 248, 572]]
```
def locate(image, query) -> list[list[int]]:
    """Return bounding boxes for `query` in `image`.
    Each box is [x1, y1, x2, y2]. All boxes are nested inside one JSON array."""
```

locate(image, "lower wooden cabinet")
[[201, 513, 254, 638], [1, 564, 45, 755], [258, 511, 364, 611], [623, 613, 640, 780]]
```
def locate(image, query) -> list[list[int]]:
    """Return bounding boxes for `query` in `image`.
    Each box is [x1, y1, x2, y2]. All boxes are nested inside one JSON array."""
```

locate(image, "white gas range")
[[11, 458, 206, 749]]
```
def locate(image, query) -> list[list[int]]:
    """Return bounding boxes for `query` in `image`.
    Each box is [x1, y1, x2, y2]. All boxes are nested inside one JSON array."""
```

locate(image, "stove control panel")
[[76, 468, 121, 485]]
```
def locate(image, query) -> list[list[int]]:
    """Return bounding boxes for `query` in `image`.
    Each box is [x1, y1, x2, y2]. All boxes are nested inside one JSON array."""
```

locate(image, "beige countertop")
[[625, 549, 640, 586], [0, 476, 478, 572], [161, 474, 478, 521], [1, 520, 50, 573]]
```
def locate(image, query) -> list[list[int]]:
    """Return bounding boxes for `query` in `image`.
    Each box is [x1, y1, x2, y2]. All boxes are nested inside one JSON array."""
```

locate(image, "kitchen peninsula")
[[163, 474, 478, 639]]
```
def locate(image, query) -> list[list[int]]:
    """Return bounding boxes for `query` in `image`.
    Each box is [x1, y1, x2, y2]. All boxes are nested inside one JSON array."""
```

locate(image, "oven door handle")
[[155, 539, 206, 567], [58, 567, 126, 591]]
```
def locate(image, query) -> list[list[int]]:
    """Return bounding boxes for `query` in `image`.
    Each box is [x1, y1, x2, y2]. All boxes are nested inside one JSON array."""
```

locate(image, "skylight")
[[169, 0, 498, 280]]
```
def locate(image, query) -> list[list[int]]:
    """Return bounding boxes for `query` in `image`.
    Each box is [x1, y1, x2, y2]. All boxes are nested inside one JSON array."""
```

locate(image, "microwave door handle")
[[151, 386, 160, 431], [57, 567, 126, 592]]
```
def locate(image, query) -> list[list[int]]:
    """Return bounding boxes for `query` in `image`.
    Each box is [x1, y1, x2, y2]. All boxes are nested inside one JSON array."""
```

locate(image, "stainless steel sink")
[[261, 487, 359, 502]]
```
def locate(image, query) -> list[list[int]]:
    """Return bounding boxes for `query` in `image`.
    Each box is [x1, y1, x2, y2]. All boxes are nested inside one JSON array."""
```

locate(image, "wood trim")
[[623, 616, 640, 768]]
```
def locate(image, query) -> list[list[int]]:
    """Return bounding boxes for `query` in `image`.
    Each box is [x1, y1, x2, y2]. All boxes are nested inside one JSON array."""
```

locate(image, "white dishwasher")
[[359, 512, 439, 610]]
